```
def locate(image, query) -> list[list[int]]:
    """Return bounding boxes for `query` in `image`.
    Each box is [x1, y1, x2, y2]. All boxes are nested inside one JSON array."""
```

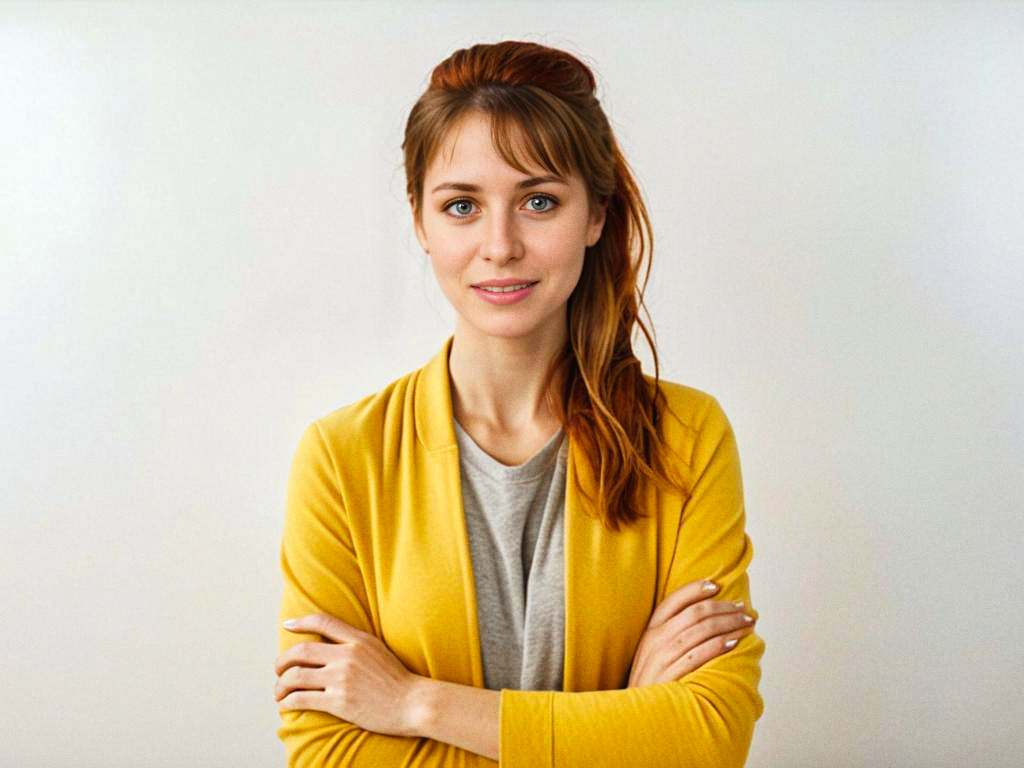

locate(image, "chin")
[[476, 323, 539, 340], [461, 312, 544, 341]]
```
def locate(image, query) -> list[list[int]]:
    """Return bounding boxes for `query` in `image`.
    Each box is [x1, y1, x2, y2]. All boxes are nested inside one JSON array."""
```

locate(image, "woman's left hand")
[[274, 613, 427, 738]]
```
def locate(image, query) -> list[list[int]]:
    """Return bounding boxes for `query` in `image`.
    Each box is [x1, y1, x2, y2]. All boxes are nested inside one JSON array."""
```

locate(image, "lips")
[[471, 281, 538, 304], [471, 279, 540, 289], [474, 281, 537, 293]]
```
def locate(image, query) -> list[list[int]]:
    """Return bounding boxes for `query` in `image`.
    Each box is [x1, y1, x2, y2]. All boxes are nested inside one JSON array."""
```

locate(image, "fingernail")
[[282, 619, 298, 629], [743, 614, 754, 623], [724, 638, 738, 649], [702, 581, 718, 592]]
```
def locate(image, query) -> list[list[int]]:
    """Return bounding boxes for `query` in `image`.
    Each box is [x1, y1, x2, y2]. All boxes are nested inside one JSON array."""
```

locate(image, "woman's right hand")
[[626, 578, 757, 688]]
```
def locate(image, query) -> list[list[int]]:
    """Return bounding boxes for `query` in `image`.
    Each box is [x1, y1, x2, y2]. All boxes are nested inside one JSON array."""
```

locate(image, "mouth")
[[470, 281, 539, 304], [472, 281, 539, 293]]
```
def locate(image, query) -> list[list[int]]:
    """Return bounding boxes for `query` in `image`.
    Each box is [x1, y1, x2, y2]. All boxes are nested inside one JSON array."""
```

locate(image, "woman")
[[273, 40, 764, 767]]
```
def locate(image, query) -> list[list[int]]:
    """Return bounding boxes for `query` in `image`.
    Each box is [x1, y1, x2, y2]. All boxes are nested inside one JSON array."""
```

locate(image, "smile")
[[477, 283, 534, 293], [471, 282, 538, 304]]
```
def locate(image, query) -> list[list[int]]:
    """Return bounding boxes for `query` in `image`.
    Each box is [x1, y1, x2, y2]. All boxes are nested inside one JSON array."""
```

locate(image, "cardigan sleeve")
[[277, 422, 491, 767], [499, 395, 765, 767]]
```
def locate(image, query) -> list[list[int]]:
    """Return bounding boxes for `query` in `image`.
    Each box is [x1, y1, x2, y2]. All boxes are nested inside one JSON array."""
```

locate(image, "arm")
[[486, 395, 764, 767], [411, 679, 501, 761], [277, 422, 495, 767]]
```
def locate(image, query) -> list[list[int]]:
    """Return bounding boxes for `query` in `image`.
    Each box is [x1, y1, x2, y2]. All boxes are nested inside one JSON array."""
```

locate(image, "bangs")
[[429, 85, 587, 183], [485, 96, 580, 180]]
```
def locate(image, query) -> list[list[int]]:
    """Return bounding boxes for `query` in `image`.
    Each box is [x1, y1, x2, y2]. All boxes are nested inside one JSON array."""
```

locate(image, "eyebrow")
[[430, 175, 568, 194]]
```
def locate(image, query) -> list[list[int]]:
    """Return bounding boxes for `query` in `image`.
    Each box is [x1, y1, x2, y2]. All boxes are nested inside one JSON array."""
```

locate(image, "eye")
[[442, 198, 477, 218], [526, 194, 558, 212], [440, 193, 560, 219]]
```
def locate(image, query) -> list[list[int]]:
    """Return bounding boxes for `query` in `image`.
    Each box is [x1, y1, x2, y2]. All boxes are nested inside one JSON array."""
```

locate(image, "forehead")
[[428, 111, 556, 180]]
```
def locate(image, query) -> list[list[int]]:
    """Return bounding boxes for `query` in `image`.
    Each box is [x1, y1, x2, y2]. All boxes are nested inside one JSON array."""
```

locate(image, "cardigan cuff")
[[500, 689, 553, 766]]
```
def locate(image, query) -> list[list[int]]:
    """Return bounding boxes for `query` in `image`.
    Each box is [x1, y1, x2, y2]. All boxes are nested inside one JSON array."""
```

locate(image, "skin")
[[273, 111, 757, 760], [414, 109, 606, 464]]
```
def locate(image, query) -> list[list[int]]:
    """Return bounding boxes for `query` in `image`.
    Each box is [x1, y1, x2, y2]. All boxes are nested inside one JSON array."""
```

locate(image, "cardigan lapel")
[[411, 336, 486, 688], [411, 336, 661, 693], [562, 436, 661, 692]]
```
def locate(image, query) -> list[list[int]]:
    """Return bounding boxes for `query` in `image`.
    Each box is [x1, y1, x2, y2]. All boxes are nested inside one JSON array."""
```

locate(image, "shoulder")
[[645, 374, 737, 470], [301, 365, 423, 459]]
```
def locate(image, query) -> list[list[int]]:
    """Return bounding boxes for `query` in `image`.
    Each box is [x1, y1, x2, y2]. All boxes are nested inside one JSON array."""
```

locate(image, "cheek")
[[423, 224, 466, 266], [540, 217, 590, 259], [428, 249, 460, 279], [536, 229, 586, 282], [561, 255, 586, 298], [428, 252, 468, 306]]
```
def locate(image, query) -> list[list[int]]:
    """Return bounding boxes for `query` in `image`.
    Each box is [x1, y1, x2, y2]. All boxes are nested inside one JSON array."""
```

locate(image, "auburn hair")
[[402, 40, 688, 531]]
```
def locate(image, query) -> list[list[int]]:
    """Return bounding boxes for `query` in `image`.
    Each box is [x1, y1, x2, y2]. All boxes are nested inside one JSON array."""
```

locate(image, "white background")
[[2, 2, 1022, 766]]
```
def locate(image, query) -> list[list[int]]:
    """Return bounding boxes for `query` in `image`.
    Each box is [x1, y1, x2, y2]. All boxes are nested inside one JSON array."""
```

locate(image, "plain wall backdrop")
[[2, 1, 1022, 766]]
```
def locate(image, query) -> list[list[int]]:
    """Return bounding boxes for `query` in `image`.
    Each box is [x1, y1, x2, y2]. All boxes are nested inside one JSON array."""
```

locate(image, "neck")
[[447, 316, 567, 434]]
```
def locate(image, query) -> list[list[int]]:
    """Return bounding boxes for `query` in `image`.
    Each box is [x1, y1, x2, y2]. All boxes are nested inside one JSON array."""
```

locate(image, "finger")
[[672, 608, 756, 655], [276, 665, 327, 701], [662, 624, 757, 681], [282, 614, 363, 644], [647, 579, 720, 629], [278, 689, 324, 712], [685, 610, 756, 646], [661, 597, 749, 638], [274, 641, 332, 676], [658, 611, 755, 675]]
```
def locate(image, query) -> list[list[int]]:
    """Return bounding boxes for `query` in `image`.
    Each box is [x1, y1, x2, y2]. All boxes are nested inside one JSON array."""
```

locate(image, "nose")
[[480, 208, 522, 265]]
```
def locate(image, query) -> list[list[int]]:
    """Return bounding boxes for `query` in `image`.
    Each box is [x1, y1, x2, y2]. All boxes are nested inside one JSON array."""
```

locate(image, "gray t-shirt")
[[454, 419, 567, 692]]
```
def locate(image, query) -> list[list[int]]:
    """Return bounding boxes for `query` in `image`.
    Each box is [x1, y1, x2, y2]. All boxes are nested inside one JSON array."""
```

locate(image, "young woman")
[[273, 41, 764, 767]]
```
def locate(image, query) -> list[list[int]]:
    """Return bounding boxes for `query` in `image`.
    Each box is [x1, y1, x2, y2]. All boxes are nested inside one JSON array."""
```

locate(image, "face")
[[412, 111, 605, 343]]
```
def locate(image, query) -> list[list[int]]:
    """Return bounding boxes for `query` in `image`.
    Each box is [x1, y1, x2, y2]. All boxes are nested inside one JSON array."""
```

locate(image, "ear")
[[409, 195, 428, 252], [586, 199, 607, 247]]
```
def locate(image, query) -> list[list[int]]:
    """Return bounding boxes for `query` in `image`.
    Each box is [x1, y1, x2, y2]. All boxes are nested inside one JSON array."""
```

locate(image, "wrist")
[[404, 674, 437, 738], [401, 675, 501, 760]]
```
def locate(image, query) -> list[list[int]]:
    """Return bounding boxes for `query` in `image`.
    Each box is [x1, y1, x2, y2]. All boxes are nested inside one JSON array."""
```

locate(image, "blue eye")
[[445, 199, 476, 217], [441, 194, 559, 219], [527, 194, 558, 212]]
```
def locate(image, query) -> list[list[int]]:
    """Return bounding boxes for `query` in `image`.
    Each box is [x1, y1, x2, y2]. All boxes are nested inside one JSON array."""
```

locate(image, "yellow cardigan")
[[277, 336, 764, 766]]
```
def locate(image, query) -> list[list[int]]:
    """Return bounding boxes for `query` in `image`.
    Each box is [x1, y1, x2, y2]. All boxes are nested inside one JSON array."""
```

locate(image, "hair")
[[402, 40, 688, 531]]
